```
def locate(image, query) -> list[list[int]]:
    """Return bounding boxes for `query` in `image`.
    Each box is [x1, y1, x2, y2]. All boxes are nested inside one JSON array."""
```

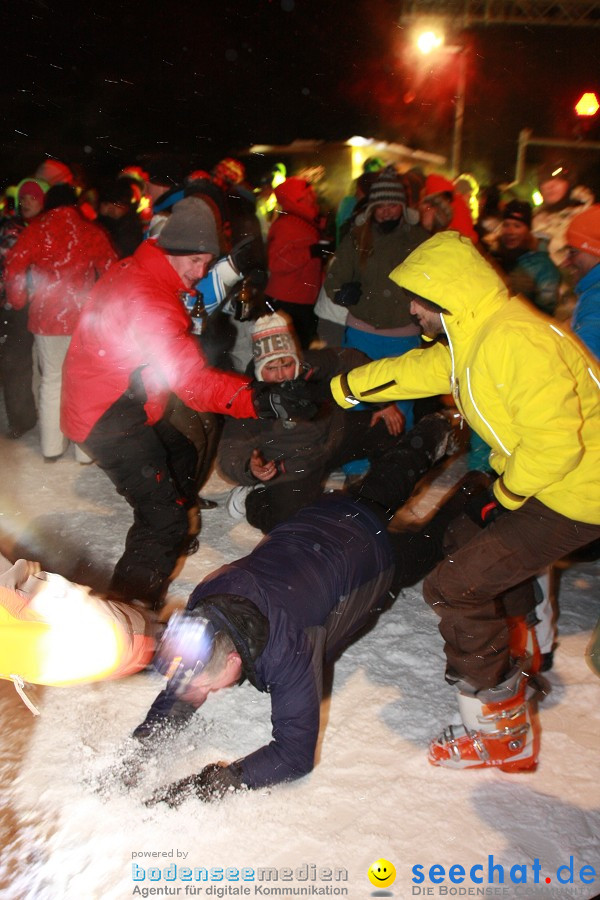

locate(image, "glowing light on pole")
[[416, 30, 443, 54], [415, 29, 467, 176]]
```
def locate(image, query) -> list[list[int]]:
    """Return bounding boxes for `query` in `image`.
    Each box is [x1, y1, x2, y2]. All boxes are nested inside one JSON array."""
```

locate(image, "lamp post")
[[416, 31, 467, 177]]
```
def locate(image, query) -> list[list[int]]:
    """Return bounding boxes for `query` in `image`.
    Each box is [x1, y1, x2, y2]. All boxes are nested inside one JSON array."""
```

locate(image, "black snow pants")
[[83, 407, 197, 609]]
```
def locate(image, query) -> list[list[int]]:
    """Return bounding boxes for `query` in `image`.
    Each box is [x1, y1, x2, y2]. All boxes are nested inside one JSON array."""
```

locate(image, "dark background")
[[2, 0, 599, 191]]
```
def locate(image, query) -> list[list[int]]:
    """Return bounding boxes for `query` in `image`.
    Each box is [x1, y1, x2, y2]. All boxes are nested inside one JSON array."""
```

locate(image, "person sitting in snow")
[[218, 311, 407, 533]]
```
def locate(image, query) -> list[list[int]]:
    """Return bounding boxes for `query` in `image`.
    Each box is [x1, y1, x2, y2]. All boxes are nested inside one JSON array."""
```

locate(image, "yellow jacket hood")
[[389, 231, 509, 338]]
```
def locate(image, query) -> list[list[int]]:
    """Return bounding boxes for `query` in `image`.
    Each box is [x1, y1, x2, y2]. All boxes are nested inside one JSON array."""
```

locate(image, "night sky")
[[2, 0, 599, 191]]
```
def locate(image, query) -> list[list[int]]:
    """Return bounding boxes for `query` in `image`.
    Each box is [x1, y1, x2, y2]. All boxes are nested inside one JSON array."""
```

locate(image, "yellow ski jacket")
[[331, 232, 600, 524]]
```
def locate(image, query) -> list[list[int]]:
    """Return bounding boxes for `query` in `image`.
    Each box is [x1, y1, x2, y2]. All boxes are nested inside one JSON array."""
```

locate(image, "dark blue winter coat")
[[188, 493, 394, 789]]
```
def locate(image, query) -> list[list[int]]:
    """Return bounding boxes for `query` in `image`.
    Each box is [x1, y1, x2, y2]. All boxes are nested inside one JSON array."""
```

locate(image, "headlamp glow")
[[154, 611, 216, 697]]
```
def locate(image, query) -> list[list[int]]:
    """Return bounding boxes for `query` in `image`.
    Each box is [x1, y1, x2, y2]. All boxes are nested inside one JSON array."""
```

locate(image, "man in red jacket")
[[61, 197, 316, 611]]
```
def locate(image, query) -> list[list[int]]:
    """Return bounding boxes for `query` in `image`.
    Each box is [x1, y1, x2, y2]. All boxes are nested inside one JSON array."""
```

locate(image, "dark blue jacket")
[[188, 493, 394, 789]]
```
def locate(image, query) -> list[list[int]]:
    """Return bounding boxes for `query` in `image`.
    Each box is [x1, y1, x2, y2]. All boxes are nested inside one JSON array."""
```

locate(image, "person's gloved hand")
[[229, 235, 258, 275], [309, 240, 335, 260], [252, 379, 318, 422], [465, 485, 506, 527], [245, 267, 268, 290], [145, 763, 245, 808], [334, 281, 362, 308]]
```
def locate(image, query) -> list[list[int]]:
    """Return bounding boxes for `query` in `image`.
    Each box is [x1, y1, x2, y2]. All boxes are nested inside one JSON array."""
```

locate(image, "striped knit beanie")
[[251, 312, 300, 381], [363, 166, 419, 225]]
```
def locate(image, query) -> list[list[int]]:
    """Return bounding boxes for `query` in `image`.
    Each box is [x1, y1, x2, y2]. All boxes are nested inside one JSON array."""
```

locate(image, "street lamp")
[[416, 30, 467, 177]]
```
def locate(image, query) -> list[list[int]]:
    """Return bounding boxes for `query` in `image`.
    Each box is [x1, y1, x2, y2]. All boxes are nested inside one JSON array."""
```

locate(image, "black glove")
[[245, 267, 268, 290], [300, 372, 333, 403], [145, 763, 245, 808], [230, 235, 258, 275], [465, 485, 505, 527], [310, 240, 335, 260], [252, 379, 318, 422], [334, 281, 362, 308]]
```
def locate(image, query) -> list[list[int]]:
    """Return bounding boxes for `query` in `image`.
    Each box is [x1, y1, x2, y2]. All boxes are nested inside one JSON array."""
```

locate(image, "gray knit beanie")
[[157, 196, 219, 256]]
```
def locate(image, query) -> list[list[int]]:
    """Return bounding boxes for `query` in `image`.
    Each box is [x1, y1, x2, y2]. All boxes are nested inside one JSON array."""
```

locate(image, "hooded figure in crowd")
[[329, 231, 600, 772], [264, 177, 327, 349]]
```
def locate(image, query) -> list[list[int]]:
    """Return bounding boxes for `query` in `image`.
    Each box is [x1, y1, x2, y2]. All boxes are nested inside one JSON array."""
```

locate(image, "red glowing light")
[[575, 92, 599, 116]]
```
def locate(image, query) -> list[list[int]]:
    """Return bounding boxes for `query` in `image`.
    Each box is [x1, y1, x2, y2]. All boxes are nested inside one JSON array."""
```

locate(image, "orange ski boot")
[[428, 668, 540, 772]]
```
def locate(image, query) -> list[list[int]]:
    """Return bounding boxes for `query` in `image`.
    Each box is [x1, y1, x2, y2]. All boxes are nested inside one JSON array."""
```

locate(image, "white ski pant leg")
[[534, 569, 556, 655], [34, 334, 70, 458]]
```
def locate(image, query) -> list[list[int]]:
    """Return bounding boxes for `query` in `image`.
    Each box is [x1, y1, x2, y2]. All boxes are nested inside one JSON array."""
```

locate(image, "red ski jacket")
[[4, 206, 117, 335], [265, 179, 323, 306], [61, 240, 256, 442]]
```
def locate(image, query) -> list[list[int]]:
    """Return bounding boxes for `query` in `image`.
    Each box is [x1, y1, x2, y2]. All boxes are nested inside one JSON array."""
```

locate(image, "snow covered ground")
[[1, 420, 599, 900]]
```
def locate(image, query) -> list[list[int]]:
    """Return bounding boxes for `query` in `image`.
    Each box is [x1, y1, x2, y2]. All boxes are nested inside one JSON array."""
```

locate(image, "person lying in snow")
[[2, 412, 558, 800], [134, 412, 462, 805], [0, 559, 155, 713], [0, 414, 457, 771]]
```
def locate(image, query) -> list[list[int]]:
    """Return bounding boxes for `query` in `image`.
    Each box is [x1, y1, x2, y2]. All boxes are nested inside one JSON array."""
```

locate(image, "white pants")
[[33, 334, 90, 462]]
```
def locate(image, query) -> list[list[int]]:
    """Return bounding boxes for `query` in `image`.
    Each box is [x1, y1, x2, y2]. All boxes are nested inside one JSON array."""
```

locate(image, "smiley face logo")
[[368, 858, 396, 888]]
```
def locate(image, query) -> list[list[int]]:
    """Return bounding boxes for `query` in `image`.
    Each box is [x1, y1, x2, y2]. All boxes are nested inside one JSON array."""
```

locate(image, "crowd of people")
[[0, 151, 598, 804]]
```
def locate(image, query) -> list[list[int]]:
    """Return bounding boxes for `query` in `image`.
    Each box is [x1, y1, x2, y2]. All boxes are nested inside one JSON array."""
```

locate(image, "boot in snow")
[[428, 668, 539, 772]]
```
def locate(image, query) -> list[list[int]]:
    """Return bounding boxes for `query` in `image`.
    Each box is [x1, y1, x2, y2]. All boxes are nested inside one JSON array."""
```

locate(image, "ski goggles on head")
[[153, 610, 216, 698]]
